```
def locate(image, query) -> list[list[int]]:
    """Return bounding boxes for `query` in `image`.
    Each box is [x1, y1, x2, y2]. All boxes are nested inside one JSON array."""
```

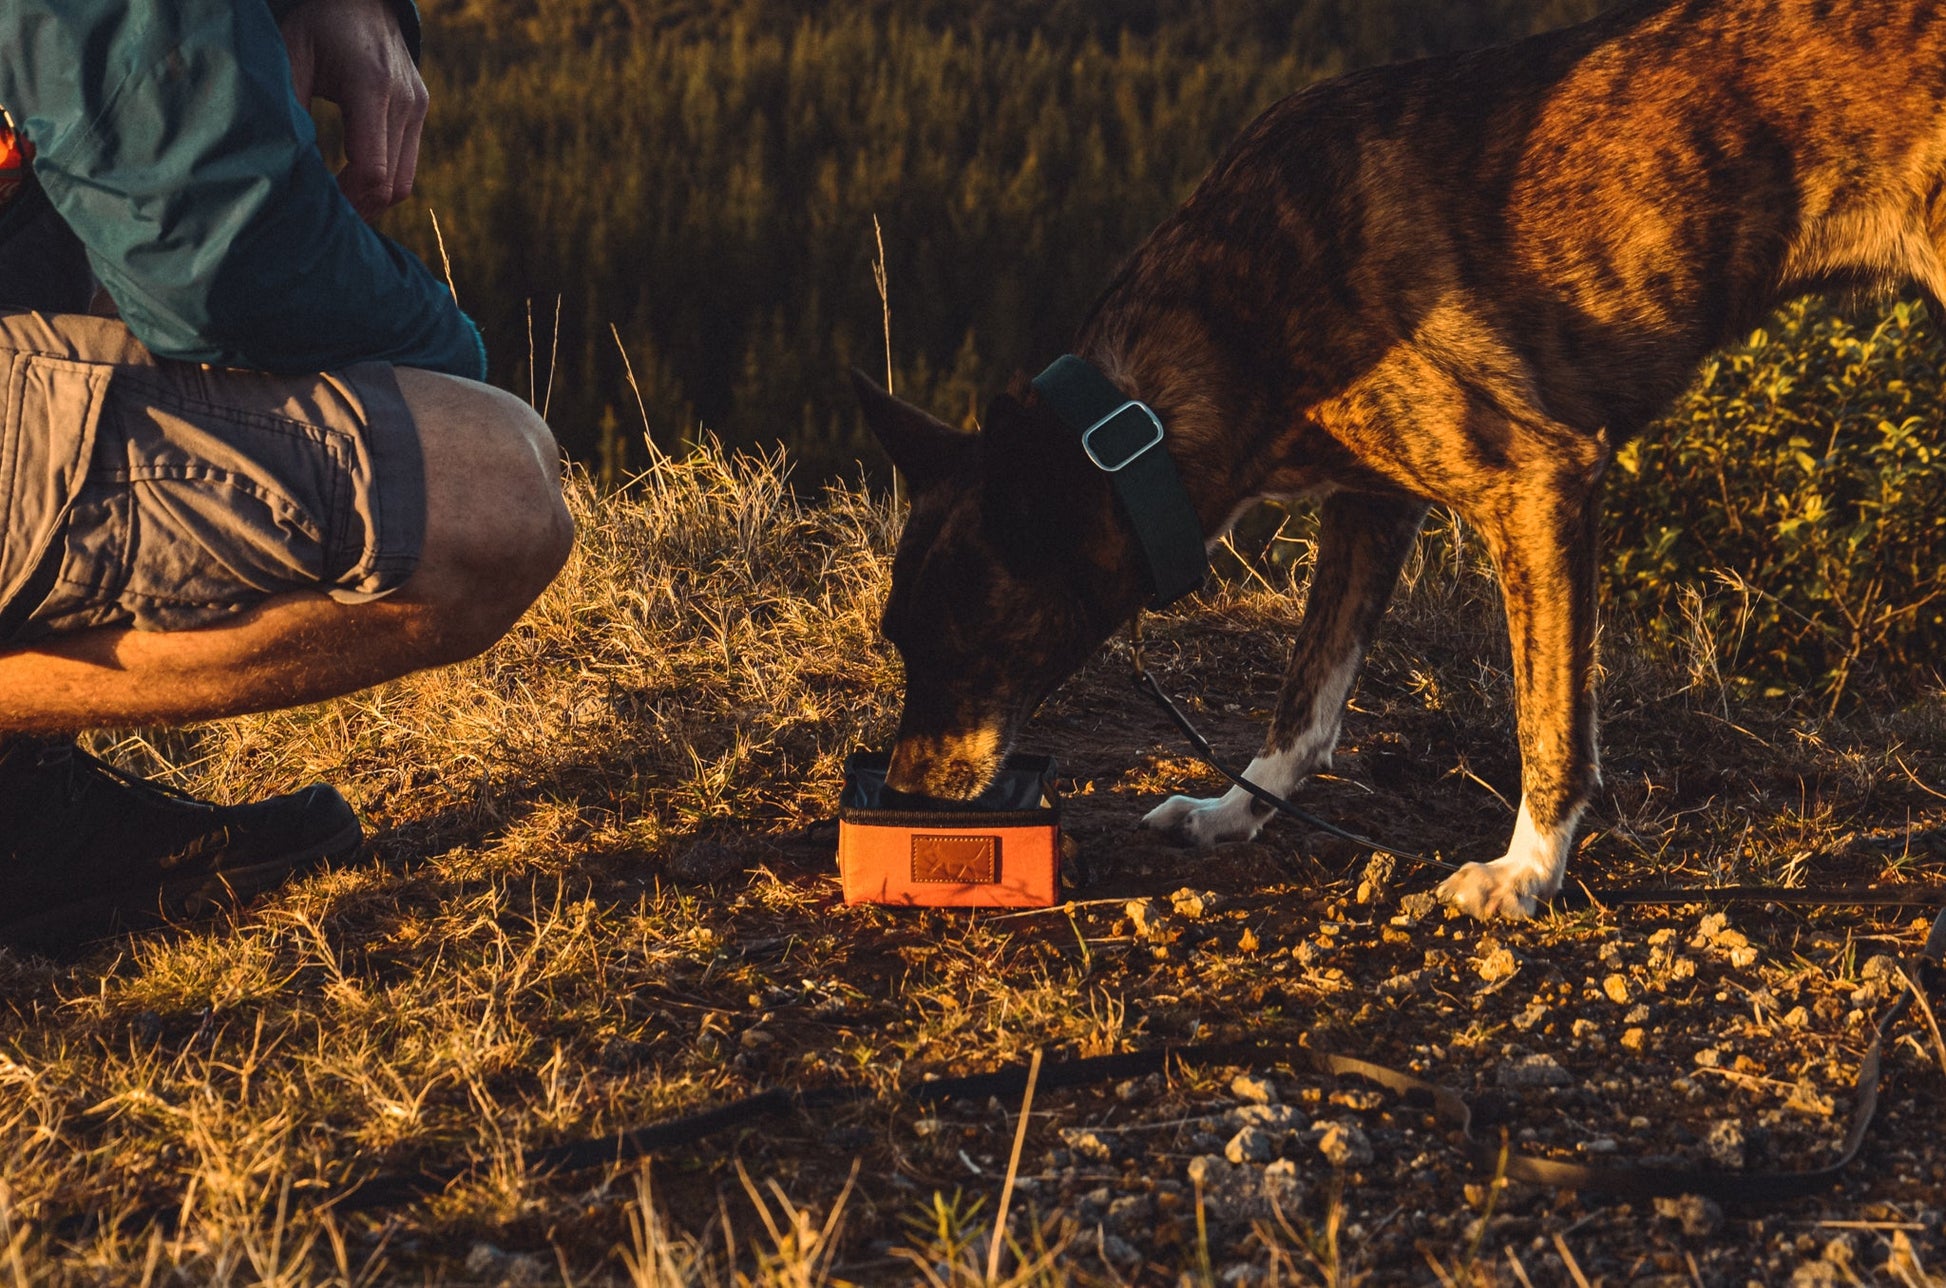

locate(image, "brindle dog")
[[854, 0, 1946, 919]]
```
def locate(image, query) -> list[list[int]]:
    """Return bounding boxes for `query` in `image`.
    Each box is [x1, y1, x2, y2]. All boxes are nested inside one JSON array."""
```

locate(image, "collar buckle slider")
[[1080, 400, 1166, 473]]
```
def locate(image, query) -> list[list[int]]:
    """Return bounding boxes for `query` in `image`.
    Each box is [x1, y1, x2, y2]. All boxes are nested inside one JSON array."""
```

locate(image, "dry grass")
[[1, 442, 1942, 1285]]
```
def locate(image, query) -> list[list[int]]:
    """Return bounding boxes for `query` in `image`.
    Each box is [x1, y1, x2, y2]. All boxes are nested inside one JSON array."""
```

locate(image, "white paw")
[[1141, 788, 1267, 846], [1436, 799, 1578, 921], [1437, 857, 1551, 920]]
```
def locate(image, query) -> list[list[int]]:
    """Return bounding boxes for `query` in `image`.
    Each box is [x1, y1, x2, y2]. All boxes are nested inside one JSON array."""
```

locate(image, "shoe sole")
[[0, 818, 365, 960]]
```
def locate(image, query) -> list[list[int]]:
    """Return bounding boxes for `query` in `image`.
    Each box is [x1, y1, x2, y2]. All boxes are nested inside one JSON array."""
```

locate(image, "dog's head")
[[854, 371, 1147, 799]]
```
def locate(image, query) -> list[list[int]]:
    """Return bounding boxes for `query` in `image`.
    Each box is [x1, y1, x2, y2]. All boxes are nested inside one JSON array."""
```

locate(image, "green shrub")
[[1605, 297, 1946, 704]]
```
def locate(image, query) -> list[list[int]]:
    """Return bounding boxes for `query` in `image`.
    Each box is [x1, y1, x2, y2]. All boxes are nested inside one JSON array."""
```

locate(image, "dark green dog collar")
[[1032, 355, 1207, 607]]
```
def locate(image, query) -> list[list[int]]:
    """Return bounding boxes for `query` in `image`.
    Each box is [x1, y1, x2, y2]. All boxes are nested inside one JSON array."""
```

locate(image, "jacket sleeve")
[[0, 0, 484, 379]]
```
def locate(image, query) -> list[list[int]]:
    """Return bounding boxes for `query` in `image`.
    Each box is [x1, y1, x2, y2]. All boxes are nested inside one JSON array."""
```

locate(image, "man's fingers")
[[278, 0, 427, 219], [390, 80, 428, 207], [338, 94, 395, 219]]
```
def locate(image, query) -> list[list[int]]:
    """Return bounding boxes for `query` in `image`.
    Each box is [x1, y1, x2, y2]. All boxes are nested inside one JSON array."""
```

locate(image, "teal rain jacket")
[[0, 0, 486, 380]]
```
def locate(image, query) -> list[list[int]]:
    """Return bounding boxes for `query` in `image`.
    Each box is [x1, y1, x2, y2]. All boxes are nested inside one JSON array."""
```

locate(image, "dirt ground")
[[624, 606, 1946, 1285], [3, 469, 1943, 1286]]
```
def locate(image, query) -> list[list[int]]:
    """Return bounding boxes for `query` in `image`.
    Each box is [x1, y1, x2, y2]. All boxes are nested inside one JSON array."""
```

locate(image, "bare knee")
[[390, 368, 575, 664]]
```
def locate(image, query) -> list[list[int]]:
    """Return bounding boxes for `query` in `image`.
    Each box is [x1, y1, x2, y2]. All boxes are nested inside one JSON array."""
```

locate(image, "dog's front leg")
[[1437, 479, 1602, 919], [1144, 492, 1427, 846]]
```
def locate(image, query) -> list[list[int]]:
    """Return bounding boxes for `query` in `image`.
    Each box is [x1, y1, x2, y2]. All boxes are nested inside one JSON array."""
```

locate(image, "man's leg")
[[0, 366, 570, 956], [0, 369, 571, 728]]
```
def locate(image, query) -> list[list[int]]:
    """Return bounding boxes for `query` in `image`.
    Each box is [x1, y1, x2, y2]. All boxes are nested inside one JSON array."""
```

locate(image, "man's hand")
[[279, 0, 429, 220]]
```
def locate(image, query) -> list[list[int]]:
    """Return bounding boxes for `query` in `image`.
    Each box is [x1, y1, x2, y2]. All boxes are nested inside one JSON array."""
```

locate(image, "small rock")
[[1315, 1120, 1373, 1168], [1125, 899, 1166, 939], [1495, 1053, 1573, 1089], [465, 1244, 505, 1277], [1620, 1027, 1646, 1052], [1398, 891, 1439, 922], [1861, 954, 1902, 981], [1379, 970, 1425, 997], [1785, 1080, 1834, 1118], [1356, 853, 1396, 904], [1170, 888, 1216, 919], [1231, 1073, 1278, 1104], [1704, 1118, 1746, 1169], [1076, 1185, 1113, 1222], [1328, 1087, 1384, 1111], [1187, 1154, 1304, 1225], [1185, 1155, 1252, 1222], [914, 1117, 942, 1137], [1690, 912, 1730, 949], [1790, 1262, 1841, 1288], [1783, 1005, 1810, 1028], [1060, 1128, 1117, 1163], [1475, 943, 1520, 984], [1226, 1126, 1275, 1164], [1225, 1102, 1298, 1132], [1654, 1193, 1724, 1237], [1857, 954, 1904, 998], [1106, 1194, 1153, 1232], [1098, 1234, 1140, 1267], [1261, 1158, 1303, 1215], [1602, 973, 1632, 1004], [1694, 1047, 1722, 1068], [1218, 1264, 1263, 1287]]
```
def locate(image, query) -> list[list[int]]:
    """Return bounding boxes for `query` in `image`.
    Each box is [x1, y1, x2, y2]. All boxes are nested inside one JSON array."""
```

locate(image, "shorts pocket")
[[0, 353, 108, 626], [40, 382, 356, 634]]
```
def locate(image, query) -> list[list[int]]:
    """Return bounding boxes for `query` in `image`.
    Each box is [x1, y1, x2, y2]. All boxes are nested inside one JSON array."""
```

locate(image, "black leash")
[[1128, 617, 1945, 912], [1129, 624, 1460, 874], [73, 627, 1946, 1232]]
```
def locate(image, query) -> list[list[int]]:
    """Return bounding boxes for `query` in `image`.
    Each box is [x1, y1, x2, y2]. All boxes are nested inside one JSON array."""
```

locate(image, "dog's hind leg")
[[1143, 491, 1427, 846], [1436, 459, 1604, 919]]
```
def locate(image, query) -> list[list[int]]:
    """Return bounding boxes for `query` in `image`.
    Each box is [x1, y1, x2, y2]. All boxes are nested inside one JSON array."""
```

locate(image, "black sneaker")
[[0, 739, 363, 957]]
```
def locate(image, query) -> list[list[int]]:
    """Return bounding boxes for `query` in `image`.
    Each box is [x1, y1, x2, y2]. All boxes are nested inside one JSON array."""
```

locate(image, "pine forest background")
[[393, 0, 1605, 480]]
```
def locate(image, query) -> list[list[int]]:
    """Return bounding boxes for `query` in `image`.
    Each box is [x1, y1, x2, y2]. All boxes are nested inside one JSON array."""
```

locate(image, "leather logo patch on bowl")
[[912, 834, 997, 884]]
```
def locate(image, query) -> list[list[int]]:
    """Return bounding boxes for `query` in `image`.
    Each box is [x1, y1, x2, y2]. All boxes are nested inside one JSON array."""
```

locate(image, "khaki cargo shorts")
[[0, 310, 424, 643]]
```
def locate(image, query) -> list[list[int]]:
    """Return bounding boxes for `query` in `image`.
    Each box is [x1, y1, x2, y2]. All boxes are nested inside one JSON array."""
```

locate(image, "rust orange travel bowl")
[[837, 752, 1061, 907]]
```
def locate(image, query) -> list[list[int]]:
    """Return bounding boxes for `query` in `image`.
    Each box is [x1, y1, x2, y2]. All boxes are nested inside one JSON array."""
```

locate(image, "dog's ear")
[[978, 391, 1097, 567], [851, 369, 969, 490]]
